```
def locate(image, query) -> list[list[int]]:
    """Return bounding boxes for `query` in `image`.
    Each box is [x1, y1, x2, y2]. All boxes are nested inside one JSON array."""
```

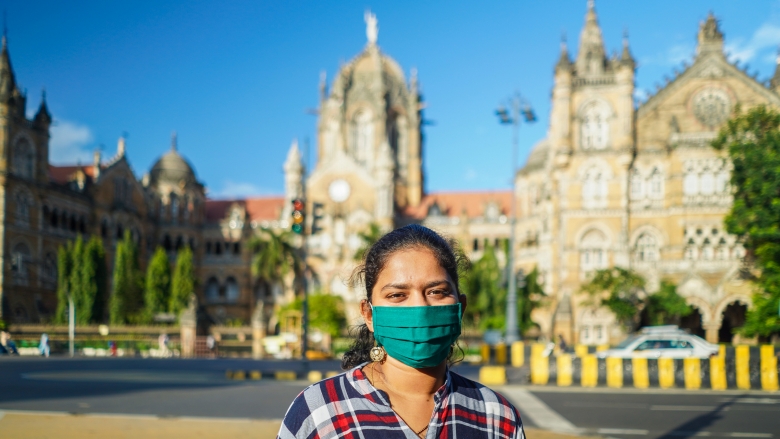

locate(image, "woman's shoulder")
[[448, 371, 522, 420]]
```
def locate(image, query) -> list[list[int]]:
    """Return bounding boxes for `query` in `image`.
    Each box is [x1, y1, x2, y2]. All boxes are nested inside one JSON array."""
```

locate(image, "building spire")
[[117, 135, 126, 157], [697, 11, 724, 56], [621, 28, 635, 68], [556, 32, 572, 71], [575, 0, 606, 75], [33, 87, 51, 127]]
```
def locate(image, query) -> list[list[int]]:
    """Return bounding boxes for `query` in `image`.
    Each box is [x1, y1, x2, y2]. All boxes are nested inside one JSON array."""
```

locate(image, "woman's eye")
[[428, 289, 450, 296]]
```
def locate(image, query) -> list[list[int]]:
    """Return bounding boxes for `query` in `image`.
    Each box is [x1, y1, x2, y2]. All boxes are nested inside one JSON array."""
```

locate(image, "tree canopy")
[[143, 247, 171, 322], [712, 105, 780, 338], [281, 293, 347, 338], [110, 231, 143, 324], [250, 228, 302, 286], [170, 246, 196, 317]]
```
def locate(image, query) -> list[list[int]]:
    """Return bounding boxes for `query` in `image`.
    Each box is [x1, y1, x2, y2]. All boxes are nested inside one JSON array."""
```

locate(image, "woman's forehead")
[[379, 248, 449, 278]]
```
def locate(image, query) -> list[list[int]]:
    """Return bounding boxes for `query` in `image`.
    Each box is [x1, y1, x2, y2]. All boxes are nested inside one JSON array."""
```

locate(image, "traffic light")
[[311, 202, 324, 234], [291, 198, 305, 234]]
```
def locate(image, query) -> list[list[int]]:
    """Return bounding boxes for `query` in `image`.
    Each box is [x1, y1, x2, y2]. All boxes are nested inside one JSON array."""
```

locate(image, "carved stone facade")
[[515, 5, 779, 344]]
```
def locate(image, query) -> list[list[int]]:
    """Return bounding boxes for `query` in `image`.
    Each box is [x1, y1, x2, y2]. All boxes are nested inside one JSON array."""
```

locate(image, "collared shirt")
[[277, 363, 525, 439]]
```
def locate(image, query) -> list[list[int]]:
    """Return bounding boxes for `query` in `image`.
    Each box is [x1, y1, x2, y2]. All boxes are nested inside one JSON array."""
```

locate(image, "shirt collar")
[[349, 362, 452, 406]]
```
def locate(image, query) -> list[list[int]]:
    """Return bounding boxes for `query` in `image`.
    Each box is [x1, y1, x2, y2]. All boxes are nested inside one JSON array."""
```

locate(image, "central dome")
[[150, 148, 197, 186]]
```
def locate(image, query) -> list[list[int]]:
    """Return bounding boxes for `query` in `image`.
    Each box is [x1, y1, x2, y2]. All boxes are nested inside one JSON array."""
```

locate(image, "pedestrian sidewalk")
[[0, 410, 591, 439]]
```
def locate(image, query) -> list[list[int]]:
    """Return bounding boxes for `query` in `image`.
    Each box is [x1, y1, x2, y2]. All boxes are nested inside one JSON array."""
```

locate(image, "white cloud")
[[641, 43, 695, 67], [49, 120, 94, 164], [725, 22, 780, 64], [211, 180, 274, 199]]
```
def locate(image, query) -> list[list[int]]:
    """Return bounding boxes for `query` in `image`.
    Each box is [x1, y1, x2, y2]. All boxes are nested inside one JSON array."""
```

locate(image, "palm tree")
[[250, 228, 303, 290], [353, 222, 383, 261]]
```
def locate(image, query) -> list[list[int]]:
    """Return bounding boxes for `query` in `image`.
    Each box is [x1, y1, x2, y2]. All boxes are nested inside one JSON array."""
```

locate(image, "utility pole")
[[68, 287, 75, 357], [495, 93, 536, 343]]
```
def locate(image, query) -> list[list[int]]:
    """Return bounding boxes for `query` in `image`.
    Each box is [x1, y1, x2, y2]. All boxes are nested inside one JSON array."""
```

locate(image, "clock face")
[[693, 88, 731, 128], [328, 179, 351, 203]]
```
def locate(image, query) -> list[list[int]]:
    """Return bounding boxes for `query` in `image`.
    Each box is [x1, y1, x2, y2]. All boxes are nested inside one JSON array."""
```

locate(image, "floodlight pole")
[[68, 290, 75, 358], [496, 94, 535, 343]]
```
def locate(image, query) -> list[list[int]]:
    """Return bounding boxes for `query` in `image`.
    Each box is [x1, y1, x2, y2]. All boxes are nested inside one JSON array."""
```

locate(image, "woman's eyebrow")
[[380, 279, 451, 291]]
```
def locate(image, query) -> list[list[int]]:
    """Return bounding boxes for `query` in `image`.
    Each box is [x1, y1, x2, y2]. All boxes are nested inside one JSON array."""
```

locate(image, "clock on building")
[[328, 179, 351, 203], [692, 88, 731, 128]]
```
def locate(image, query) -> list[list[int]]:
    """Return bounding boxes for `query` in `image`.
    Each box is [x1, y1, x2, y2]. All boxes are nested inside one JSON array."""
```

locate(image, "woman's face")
[[362, 247, 466, 331]]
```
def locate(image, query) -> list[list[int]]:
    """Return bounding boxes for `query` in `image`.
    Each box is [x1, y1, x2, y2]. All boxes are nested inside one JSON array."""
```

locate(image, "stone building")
[[515, 3, 780, 344], [2, 6, 772, 345]]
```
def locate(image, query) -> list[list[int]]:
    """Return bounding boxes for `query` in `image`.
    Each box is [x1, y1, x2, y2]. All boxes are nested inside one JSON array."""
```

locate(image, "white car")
[[596, 326, 719, 359]]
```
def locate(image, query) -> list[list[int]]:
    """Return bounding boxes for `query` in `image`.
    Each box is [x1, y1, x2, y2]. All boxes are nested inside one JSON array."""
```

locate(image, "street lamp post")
[[68, 288, 75, 357], [495, 94, 536, 343]]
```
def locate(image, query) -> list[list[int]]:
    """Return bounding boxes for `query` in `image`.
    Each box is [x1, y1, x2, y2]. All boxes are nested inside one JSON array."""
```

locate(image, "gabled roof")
[[404, 190, 511, 220], [204, 196, 285, 223], [48, 165, 97, 185]]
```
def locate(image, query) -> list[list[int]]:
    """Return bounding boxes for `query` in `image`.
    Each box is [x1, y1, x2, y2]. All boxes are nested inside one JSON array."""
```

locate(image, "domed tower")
[[146, 133, 205, 252]]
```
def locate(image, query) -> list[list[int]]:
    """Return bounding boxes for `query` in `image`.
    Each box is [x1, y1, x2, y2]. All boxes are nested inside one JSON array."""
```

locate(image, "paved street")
[[0, 357, 777, 439]]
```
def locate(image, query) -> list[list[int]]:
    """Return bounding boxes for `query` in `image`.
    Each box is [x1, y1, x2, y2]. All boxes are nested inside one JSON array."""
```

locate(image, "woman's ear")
[[459, 293, 467, 315], [360, 299, 374, 332]]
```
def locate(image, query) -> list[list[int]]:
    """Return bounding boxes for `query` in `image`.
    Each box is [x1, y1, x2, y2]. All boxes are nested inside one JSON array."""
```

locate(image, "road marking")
[[721, 398, 780, 404], [499, 387, 580, 434], [650, 405, 725, 411], [0, 409, 282, 424], [597, 428, 648, 435], [729, 434, 772, 438], [666, 432, 711, 437]]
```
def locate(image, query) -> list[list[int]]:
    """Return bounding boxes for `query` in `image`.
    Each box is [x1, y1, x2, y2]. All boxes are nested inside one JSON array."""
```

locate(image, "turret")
[[620, 30, 636, 70], [32, 89, 51, 129], [555, 34, 573, 73], [696, 12, 724, 57], [575, 0, 607, 76]]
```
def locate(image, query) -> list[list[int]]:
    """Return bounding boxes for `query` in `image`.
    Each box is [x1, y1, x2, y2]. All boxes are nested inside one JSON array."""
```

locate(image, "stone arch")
[[205, 276, 220, 302], [225, 276, 240, 303], [10, 240, 33, 286], [575, 223, 613, 248], [11, 132, 36, 179], [12, 186, 35, 227]]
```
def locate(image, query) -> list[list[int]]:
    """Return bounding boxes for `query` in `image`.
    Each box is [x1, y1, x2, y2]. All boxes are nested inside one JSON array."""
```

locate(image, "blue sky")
[[9, 1, 780, 198]]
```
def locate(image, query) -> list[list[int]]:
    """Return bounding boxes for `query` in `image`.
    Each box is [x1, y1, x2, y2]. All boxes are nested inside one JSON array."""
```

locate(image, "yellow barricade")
[[557, 354, 573, 386], [658, 357, 675, 388], [760, 345, 778, 391], [480, 366, 507, 385], [581, 355, 598, 387], [275, 371, 297, 381], [249, 370, 262, 380], [232, 370, 246, 380], [307, 371, 323, 382], [496, 343, 507, 365], [606, 357, 623, 388], [596, 344, 610, 352], [480, 344, 490, 364], [530, 343, 549, 385], [574, 344, 588, 357], [684, 358, 701, 389], [632, 357, 649, 389], [511, 341, 525, 367], [718, 344, 726, 358], [736, 345, 750, 390], [710, 356, 727, 390]]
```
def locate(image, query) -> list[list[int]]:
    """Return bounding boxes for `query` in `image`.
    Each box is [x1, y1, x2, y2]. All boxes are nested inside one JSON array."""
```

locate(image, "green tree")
[[582, 268, 691, 331], [81, 236, 108, 324], [712, 105, 780, 338], [353, 223, 383, 261], [281, 293, 347, 338], [518, 267, 545, 334], [69, 237, 86, 324], [250, 228, 302, 288], [110, 231, 143, 324], [643, 280, 692, 326], [170, 246, 196, 316], [54, 242, 74, 324], [143, 247, 171, 322], [582, 267, 647, 331], [462, 244, 506, 330]]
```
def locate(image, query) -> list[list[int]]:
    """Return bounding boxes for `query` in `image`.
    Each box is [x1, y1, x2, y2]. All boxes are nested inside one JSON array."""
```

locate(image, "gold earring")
[[370, 341, 386, 362]]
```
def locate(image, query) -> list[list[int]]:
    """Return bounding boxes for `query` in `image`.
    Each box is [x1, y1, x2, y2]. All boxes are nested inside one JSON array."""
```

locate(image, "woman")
[[278, 225, 524, 439]]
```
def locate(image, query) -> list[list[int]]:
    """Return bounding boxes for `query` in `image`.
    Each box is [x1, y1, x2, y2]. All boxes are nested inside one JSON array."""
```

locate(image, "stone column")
[[251, 301, 266, 359], [704, 322, 720, 344], [180, 294, 197, 358]]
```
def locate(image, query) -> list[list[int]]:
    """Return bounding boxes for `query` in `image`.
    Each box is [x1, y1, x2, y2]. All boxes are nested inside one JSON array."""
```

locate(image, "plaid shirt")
[[277, 363, 525, 439]]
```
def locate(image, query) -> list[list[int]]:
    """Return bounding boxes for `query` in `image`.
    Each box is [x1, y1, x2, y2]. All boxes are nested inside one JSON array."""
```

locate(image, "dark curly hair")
[[341, 224, 469, 370]]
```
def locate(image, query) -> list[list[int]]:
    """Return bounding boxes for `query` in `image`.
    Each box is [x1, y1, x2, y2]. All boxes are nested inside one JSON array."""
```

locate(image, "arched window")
[[351, 110, 374, 165], [580, 229, 608, 272], [12, 138, 35, 179], [630, 170, 643, 200], [163, 234, 172, 252], [170, 194, 179, 223], [649, 167, 663, 199], [11, 243, 31, 285], [700, 170, 715, 195], [683, 171, 699, 195], [100, 218, 109, 238], [205, 277, 220, 302], [205, 241, 212, 255], [15, 191, 31, 227], [634, 233, 659, 262], [581, 101, 609, 150], [716, 171, 729, 193], [42, 252, 57, 284], [582, 167, 608, 208], [50, 209, 59, 228], [225, 277, 240, 303]]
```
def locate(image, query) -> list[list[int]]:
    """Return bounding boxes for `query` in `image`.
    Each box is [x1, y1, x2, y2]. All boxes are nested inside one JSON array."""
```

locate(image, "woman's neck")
[[372, 357, 446, 398]]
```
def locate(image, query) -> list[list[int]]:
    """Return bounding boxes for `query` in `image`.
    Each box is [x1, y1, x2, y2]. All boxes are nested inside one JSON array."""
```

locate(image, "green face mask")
[[371, 303, 462, 369]]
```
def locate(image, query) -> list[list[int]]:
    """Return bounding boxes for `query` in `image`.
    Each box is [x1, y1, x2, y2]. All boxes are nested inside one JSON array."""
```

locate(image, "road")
[[0, 357, 777, 438]]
